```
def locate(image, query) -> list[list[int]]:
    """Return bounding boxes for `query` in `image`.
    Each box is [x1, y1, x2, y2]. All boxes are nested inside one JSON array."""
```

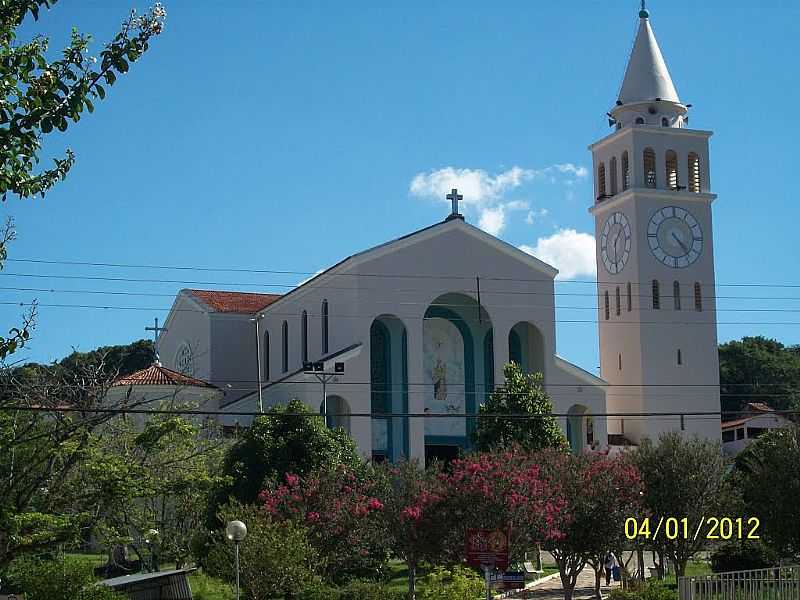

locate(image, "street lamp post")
[[303, 361, 345, 427], [226, 520, 247, 600]]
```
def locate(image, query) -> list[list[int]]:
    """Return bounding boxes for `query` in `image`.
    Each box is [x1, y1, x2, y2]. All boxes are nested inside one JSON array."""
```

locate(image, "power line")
[[1, 405, 795, 419], [1, 301, 798, 326], [1, 286, 800, 313], [1, 284, 799, 303], [6, 257, 800, 289]]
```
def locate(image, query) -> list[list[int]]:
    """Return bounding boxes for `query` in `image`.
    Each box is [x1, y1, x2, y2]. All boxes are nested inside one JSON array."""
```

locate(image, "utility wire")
[[6, 257, 800, 289], [0, 301, 797, 326]]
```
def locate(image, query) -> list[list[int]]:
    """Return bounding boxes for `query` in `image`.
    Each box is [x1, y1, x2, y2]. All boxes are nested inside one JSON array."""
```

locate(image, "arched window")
[[688, 152, 701, 193], [626, 282, 632, 312], [652, 280, 660, 309], [604, 291, 610, 320], [281, 320, 288, 372], [621, 151, 630, 191], [263, 330, 270, 381], [615, 286, 621, 316], [597, 162, 606, 200], [610, 156, 618, 195], [644, 148, 657, 188], [635, 117, 645, 125], [321, 299, 329, 355], [301, 310, 308, 364], [673, 281, 681, 310], [661, 117, 670, 127], [694, 282, 703, 311], [665, 150, 678, 190]]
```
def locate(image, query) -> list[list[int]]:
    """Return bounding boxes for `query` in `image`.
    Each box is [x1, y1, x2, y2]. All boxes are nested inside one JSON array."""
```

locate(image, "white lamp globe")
[[226, 520, 247, 543]]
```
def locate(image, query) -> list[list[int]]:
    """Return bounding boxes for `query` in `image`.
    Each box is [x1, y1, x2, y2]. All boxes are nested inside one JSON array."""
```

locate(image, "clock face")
[[647, 206, 703, 268], [600, 211, 632, 274]]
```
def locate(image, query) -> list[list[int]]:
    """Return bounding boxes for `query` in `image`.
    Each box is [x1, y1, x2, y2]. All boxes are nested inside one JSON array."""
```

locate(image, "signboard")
[[465, 528, 510, 572], [502, 571, 525, 590]]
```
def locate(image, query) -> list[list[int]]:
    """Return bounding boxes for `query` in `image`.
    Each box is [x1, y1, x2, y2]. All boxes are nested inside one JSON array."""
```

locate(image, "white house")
[[721, 403, 793, 455], [156, 5, 722, 462]]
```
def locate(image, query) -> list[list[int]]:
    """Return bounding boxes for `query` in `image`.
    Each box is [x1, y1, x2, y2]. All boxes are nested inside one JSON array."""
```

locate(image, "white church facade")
[[156, 5, 721, 462]]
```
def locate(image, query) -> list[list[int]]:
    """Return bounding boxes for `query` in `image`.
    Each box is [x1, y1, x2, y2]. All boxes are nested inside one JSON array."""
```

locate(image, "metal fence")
[[678, 565, 800, 600]]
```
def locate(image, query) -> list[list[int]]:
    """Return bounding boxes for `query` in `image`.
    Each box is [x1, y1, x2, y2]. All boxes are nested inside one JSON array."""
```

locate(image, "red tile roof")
[[112, 363, 219, 389], [186, 289, 282, 314]]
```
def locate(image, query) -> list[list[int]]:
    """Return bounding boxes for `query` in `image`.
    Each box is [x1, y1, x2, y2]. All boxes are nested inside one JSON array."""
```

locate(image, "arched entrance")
[[370, 315, 408, 462], [566, 404, 594, 453], [508, 321, 545, 377], [423, 293, 493, 464], [321, 395, 351, 433]]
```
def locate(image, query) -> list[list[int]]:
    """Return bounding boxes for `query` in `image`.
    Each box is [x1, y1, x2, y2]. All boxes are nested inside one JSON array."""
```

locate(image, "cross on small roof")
[[145, 317, 168, 361], [446, 188, 463, 217]]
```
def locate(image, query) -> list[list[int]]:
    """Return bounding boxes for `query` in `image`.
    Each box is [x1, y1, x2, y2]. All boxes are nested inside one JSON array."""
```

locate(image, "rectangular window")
[[722, 430, 734, 443], [736, 428, 745, 440]]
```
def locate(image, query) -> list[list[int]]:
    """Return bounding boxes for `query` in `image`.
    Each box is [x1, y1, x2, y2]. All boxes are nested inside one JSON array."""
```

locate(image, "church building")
[[156, 5, 721, 461]]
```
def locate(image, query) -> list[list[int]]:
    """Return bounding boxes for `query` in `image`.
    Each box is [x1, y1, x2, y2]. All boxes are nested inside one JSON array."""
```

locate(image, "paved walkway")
[[505, 567, 620, 600]]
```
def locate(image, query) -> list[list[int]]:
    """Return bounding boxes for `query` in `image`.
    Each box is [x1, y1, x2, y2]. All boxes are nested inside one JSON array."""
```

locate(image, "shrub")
[[710, 540, 777, 573], [418, 566, 484, 600], [204, 502, 318, 600], [298, 580, 406, 600], [609, 580, 677, 600], [3, 555, 125, 600]]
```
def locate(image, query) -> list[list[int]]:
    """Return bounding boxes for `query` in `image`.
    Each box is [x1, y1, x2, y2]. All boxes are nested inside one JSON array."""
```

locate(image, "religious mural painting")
[[423, 317, 466, 438]]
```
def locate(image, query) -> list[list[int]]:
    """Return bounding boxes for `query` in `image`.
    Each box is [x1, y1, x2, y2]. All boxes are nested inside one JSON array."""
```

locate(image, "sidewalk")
[[504, 566, 619, 600]]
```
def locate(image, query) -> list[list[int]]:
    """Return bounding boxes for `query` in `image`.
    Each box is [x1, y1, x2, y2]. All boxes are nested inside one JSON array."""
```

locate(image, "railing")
[[678, 565, 800, 600]]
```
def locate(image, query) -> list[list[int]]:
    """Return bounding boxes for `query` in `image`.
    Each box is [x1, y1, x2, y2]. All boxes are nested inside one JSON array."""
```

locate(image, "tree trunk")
[[408, 560, 416, 600], [594, 565, 603, 599], [637, 548, 645, 582], [559, 567, 577, 600]]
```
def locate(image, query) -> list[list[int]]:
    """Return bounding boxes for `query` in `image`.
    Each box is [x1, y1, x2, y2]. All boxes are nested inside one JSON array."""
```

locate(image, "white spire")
[[618, 9, 679, 104]]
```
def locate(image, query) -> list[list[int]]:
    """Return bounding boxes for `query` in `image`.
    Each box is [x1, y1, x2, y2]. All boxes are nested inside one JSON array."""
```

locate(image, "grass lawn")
[[189, 571, 235, 600]]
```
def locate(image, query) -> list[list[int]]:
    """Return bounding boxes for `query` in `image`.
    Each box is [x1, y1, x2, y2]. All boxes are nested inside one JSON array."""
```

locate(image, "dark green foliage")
[[719, 336, 800, 414], [299, 581, 407, 600], [609, 580, 677, 600], [710, 540, 777, 573], [204, 502, 317, 600], [735, 426, 800, 559], [210, 398, 362, 521], [3, 555, 125, 600], [0, 0, 165, 200], [634, 433, 735, 577], [471, 362, 567, 452]]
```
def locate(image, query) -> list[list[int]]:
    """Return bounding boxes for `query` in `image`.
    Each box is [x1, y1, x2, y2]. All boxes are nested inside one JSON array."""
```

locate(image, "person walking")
[[604, 551, 617, 586]]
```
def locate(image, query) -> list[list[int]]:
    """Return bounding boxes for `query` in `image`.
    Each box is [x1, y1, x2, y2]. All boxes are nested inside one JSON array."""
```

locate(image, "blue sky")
[[2, 0, 799, 374]]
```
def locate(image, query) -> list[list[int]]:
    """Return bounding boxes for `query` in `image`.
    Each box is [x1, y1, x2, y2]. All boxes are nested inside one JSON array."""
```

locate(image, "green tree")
[[634, 433, 735, 578], [472, 362, 566, 452], [210, 399, 362, 520], [4, 554, 125, 600], [86, 415, 229, 569], [719, 336, 800, 414], [0, 0, 166, 358], [205, 502, 317, 600], [735, 425, 800, 559]]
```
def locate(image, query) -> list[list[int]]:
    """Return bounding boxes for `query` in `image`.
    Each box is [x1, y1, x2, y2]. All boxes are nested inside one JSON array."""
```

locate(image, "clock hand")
[[611, 232, 621, 261], [671, 232, 689, 253]]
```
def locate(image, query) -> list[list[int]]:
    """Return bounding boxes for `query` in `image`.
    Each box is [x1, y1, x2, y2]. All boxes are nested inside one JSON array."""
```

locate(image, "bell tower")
[[590, 5, 720, 443]]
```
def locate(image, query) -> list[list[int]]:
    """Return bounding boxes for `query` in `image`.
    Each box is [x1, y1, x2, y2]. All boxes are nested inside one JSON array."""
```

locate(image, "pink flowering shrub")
[[259, 466, 391, 581]]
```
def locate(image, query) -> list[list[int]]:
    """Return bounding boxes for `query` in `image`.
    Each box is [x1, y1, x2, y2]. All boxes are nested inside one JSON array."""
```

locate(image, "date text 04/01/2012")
[[624, 517, 760, 541]]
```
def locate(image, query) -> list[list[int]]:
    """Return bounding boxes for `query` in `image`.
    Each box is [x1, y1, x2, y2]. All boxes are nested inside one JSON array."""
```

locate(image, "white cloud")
[[476, 201, 529, 236], [553, 163, 589, 178], [525, 208, 548, 225], [478, 206, 506, 236], [409, 167, 535, 206], [519, 229, 596, 280]]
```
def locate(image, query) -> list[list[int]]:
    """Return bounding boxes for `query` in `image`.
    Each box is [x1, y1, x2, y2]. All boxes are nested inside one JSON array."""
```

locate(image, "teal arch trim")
[[509, 328, 522, 366], [423, 306, 476, 446], [370, 320, 392, 458], [483, 330, 494, 404]]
